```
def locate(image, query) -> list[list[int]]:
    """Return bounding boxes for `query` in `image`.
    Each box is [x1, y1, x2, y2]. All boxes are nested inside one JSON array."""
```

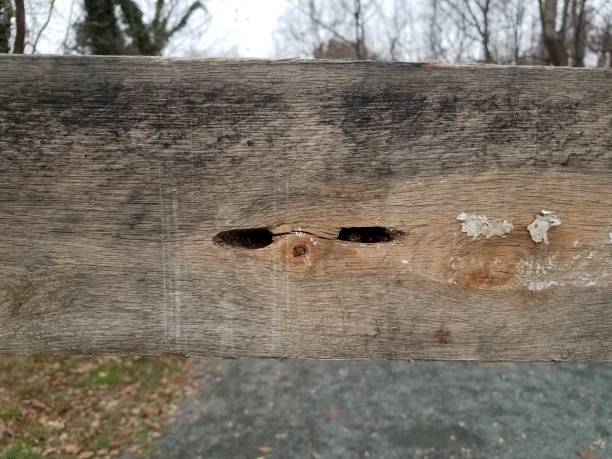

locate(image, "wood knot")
[[466, 261, 513, 288], [292, 244, 308, 257], [446, 244, 525, 290], [284, 235, 321, 269]]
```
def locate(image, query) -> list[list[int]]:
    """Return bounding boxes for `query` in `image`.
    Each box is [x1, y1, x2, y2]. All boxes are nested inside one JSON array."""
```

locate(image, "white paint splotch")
[[456, 212, 513, 239], [527, 280, 562, 291], [527, 210, 561, 244]]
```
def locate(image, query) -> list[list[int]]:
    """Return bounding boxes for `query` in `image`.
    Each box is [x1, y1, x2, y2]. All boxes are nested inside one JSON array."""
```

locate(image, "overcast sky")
[[174, 0, 288, 57], [33, 0, 290, 57]]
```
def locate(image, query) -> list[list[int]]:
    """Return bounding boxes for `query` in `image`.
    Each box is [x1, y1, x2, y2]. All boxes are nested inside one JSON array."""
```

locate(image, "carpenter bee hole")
[[213, 228, 274, 249], [337, 227, 404, 243]]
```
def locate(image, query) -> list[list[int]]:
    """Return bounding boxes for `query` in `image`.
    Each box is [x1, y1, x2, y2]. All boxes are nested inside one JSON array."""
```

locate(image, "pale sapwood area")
[[1, 55, 611, 360]]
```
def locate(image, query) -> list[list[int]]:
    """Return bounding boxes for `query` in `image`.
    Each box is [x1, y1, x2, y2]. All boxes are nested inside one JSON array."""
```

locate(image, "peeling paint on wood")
[[527, 211, 562, 244], [456, 212, 513, 239]]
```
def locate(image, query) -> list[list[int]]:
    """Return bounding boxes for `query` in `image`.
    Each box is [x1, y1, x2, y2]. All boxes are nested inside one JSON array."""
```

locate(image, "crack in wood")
[[213, 227, 404, 249]]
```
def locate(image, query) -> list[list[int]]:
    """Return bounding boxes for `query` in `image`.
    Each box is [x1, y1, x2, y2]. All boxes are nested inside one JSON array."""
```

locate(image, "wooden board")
[[1, 55, 612, 360]]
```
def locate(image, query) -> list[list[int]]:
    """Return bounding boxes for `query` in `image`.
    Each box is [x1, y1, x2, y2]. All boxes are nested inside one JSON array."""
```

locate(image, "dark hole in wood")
[[293, 245, 307, 257], [337, 227, 404, 243], [213, 228, 274, 249]]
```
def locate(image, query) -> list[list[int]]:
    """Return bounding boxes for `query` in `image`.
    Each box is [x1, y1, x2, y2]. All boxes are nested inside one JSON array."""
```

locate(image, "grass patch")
[[0, 355, 197, 458], [0, 443, 42, 459]]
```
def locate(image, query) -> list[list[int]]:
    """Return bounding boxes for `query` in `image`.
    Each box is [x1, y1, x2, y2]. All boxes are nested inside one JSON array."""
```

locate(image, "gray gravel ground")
[[144, 360, 612, 459]]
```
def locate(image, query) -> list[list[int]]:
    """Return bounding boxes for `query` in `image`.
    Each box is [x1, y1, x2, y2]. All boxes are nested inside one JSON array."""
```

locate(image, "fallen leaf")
[[577, 450, 601, 459], [47, 419, 65, 430], [105, 400, 119, 411], [62, 444, 80, 454], [78, 452, 95, 459], [259, 446, 272, 454], [143, 406, 161, 416], [26, 399, 48, 410], [593, 438, 606, 450]]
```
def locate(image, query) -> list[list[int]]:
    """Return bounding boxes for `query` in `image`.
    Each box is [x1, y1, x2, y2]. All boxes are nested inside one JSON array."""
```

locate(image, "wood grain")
[[1, 55, 612, 360]]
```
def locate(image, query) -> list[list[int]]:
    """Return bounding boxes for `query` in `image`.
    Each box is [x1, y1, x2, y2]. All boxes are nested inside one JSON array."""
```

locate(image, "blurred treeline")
[[0, 0, 206, 54], [276, 0, 612, 66], [0, 1, 611, 64]]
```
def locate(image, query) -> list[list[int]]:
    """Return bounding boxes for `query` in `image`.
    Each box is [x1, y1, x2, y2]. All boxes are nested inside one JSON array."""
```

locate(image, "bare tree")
[[425, 0, 605, 66], [427, 0, 445, 59], [0, 0, 65, 54], [571, 0, 588, 65], [276, 0, 416, 60], [539, 0, 570, 65], [426, 0, 473, 61], [426, 0, 536, 63], [61, 0, 76, 53], [538, 0, 588, 66], [277, 0, 373, 59], [590, 1, 612, 65], [503, 0, 527, 63], [436, 0, 497, 63], [374, 0, 413, 60]]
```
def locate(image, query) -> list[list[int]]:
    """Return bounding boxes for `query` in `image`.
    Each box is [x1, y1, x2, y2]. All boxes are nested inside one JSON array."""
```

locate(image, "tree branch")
[[167, 1, 204, 38], [32, 0, 56, 53], [288, 0, 353, 48]]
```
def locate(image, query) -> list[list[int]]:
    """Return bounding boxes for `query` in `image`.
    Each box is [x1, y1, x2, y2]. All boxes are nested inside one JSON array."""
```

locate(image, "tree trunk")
[[539, 0, 569, 66], [571, 0, 586, 67], [481, 0, 493, 63], [13, 0, 25, 53]]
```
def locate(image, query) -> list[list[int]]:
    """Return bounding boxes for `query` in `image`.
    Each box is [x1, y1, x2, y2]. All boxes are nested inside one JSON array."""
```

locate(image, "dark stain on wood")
[[434, 328, 452, 345], [6, 278, 35, 317]]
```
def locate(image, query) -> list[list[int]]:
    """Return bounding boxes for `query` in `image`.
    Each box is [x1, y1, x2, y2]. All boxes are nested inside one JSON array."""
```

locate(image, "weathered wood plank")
[[1, 55, 612, 360]]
